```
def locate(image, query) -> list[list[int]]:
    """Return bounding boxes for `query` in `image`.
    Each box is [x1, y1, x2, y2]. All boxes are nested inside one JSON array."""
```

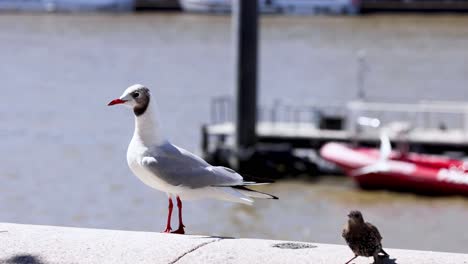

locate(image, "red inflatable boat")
[[320, 141, 468, 196]]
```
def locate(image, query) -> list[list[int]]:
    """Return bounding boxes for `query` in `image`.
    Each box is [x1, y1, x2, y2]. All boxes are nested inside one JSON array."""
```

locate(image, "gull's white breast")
[[127, 139, 174, 193]]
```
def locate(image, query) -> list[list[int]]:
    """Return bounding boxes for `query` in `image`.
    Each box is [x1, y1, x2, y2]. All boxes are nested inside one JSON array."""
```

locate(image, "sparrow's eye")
[[132, 92, 140, 98]]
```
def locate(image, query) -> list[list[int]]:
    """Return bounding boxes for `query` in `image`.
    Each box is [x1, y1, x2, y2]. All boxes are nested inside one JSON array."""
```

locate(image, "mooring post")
[[201, 124, 208, 157], [356, 49, 367, 101], [233, 0, 259, 168]]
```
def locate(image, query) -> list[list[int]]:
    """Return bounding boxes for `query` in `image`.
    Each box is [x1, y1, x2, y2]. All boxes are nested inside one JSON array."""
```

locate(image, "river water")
[[1, 13, 468, 253]]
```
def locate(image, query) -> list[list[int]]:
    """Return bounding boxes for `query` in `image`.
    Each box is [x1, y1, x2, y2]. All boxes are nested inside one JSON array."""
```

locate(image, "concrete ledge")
[[0, 223, 466, 264]]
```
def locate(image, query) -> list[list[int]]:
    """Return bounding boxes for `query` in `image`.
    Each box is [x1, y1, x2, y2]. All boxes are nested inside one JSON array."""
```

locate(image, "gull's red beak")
[[107, 99, 126, 106]]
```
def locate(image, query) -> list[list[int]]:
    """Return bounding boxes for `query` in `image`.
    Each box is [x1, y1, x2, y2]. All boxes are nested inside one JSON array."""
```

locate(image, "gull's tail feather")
[[232, 186, 279, 200], [208, 185, 277, 206], [214, 187, 254, 205], [213, 180, 274, 187]]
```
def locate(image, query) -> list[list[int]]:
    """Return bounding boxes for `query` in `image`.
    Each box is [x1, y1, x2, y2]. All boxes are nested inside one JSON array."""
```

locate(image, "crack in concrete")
[[169, 238, 222, 264]]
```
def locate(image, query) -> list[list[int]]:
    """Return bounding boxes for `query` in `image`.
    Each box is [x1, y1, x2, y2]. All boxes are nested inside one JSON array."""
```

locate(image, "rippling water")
[[1, 13, 468, 253]]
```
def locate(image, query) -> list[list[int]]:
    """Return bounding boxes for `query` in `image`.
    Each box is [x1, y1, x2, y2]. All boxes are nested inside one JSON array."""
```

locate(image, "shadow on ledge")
[[190, 235, 235, 239], [6, 254, 45, 264], [377, 257, 398, 264]]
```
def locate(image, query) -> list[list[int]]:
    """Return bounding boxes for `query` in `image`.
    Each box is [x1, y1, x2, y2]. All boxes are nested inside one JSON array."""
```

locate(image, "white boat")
[[180, 0, 279, 13], [180, 0, 360, 14], [0, 0, 133, 12], [276, 0, 360, 14]]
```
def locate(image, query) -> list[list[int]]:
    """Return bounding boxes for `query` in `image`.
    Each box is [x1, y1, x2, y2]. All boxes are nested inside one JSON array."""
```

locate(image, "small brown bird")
[[342, 210, 389, 264]]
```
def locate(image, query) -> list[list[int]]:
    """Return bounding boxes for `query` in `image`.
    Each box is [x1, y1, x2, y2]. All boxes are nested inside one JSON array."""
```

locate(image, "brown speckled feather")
[[343, 221, 383, 257], [343, 211, 389, 264]]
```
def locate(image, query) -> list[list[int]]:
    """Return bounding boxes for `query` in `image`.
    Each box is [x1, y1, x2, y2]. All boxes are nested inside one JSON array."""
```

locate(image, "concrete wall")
[[0, 223, 466, 264]]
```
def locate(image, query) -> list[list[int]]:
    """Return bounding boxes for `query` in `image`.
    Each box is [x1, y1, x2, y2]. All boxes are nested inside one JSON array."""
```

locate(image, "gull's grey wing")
[[141, 142, 243, 188]]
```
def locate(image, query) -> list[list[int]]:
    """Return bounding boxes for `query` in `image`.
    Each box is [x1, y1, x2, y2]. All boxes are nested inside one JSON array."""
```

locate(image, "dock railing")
[[347, 101, 468, 140], [207, 97, 468, 151], [210, 96, 345, 126], [211, 96, 468, 131]]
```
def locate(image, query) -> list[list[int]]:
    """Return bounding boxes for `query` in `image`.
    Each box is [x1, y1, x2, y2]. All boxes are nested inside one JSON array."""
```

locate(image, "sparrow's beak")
[[107, 99, 127, 106]]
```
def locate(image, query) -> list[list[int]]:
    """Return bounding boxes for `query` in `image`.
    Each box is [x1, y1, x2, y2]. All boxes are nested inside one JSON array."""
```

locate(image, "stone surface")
[[178, 238, 468, 264], [0, 223, 216, 264], [0, 223, 467, 264]]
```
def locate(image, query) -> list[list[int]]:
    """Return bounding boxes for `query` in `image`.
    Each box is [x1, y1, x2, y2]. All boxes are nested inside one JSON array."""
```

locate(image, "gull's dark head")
[[347, 210, 364, 225], [107, 84, 151, 116]]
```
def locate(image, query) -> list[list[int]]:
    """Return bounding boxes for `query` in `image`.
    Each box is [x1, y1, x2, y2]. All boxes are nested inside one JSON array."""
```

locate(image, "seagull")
[[108, 84, 278, 234]]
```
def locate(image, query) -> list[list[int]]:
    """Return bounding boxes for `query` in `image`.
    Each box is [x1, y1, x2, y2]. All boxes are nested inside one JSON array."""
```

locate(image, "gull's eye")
[[132, 92, 140, 98]]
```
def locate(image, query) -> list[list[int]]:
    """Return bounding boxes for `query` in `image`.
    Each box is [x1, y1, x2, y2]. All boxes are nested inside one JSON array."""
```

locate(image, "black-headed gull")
[[108, 84, 277, 234]]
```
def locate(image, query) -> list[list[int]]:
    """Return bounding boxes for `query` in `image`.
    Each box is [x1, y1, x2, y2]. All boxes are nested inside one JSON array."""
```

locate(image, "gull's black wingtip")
[[260, 192, 279, 200], [241, 174, 276, 184], [231, 185, 279, 200], [263, 192, 279, 200]]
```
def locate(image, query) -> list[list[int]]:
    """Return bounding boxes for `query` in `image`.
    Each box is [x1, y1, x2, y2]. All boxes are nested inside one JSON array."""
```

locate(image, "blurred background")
[[1, 0, 468, 254]]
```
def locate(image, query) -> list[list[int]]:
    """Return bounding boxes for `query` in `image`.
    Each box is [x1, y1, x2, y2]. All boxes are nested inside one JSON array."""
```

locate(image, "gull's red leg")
[[163, 197, 173, 233], [171, 196, 185, 234]]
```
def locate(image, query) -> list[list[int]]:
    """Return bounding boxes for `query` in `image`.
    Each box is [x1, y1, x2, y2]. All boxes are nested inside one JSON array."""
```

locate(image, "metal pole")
[[233, 0, 258, 152], [357, 49, 367, 101], [201, 124, 208, 156]]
